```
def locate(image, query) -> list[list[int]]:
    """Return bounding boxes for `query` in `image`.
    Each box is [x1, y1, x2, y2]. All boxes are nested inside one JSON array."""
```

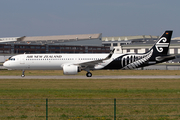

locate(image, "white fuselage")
[[3, 53, 122, 70]]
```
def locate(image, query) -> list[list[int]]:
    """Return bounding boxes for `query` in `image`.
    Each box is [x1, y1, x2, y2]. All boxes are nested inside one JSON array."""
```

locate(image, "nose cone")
[[3, 62, 7, 67], [3, 62, 9, 68]]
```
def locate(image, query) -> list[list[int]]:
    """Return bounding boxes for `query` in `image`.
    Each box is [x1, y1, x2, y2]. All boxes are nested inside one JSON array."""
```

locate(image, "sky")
[[0, 0, 180, 38]]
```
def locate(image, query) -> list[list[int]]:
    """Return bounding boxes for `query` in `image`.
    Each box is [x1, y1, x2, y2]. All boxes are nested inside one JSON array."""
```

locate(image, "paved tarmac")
[[0, 75, 180, 79]]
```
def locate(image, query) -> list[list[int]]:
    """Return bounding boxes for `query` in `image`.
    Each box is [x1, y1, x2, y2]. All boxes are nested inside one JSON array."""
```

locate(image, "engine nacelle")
[[63, 64, 80, 75]]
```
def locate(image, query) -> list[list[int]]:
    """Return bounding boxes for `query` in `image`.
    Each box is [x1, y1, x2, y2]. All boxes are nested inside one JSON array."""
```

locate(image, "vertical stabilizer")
[[150, 31, 172, 56]]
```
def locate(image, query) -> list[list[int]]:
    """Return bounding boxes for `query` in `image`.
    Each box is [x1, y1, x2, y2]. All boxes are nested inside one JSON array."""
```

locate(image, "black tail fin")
[[116, 31, 174, 70], [150, 30, 172, 55], [148, 30, 174, 62]]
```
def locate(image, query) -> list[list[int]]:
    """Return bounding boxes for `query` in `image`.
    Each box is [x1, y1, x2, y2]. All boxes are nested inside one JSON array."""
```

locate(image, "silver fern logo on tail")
[[155, 37, 169, 52], [121, 49, 153, 70]]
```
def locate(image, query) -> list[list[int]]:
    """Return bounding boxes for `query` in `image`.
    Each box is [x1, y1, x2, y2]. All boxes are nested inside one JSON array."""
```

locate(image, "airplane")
[[3, 31, 176, 77]]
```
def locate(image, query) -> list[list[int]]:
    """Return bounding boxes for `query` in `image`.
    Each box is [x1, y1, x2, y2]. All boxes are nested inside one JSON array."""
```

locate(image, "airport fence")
[[0, 98, 180, 120]]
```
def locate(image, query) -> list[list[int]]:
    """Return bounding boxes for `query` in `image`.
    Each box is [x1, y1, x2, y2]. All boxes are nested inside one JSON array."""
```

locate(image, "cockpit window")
[[7, 56, 15, 61], [9, 58, 15, 61]]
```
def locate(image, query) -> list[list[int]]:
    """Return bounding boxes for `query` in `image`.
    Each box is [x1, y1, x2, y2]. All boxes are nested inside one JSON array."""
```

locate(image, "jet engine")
[[63, 64, 81, 75]]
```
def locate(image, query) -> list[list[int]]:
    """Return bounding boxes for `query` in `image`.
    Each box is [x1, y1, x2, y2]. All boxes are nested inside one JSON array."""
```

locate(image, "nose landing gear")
[[21, 70, 25, 77]]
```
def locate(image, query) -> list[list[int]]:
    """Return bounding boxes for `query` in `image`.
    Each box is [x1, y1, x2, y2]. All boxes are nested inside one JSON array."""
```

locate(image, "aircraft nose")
[[3, 62, 9, 68]]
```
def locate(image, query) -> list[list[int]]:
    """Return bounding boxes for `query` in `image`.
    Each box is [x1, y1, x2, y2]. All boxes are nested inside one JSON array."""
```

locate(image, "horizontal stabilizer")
[[155, 55, 176, 61]]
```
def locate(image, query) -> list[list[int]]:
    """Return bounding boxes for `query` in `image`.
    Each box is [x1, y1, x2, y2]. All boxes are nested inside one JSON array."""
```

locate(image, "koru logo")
[[155, 37, 169, 52]]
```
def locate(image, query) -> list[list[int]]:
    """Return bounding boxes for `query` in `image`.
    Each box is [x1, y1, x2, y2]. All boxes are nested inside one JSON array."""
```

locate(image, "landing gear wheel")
[[21, 74, 25, 77], [86, 72, 92, 77]]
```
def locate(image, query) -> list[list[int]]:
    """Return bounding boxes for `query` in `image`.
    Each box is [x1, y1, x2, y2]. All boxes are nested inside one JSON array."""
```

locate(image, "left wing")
[[75, 49, 115, 69]]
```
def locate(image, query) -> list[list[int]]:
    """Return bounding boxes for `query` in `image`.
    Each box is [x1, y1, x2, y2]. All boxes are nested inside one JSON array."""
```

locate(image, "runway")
[[0, 75, 180, 79]]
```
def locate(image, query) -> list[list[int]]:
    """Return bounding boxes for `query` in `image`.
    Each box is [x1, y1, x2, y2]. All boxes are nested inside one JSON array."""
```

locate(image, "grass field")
[[0, 70, 180, 119], [0, 79, 180, 99]]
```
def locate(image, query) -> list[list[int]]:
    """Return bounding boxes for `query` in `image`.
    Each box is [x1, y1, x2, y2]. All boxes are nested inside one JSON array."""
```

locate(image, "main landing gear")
[[21, 70, 25, 77], [86, 72, 92, 77]]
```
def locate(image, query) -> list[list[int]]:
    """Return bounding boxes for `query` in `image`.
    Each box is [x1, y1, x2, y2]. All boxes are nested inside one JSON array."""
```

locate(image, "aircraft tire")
[[86, 72, 92, 77], [21, 75, 25, 77]]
